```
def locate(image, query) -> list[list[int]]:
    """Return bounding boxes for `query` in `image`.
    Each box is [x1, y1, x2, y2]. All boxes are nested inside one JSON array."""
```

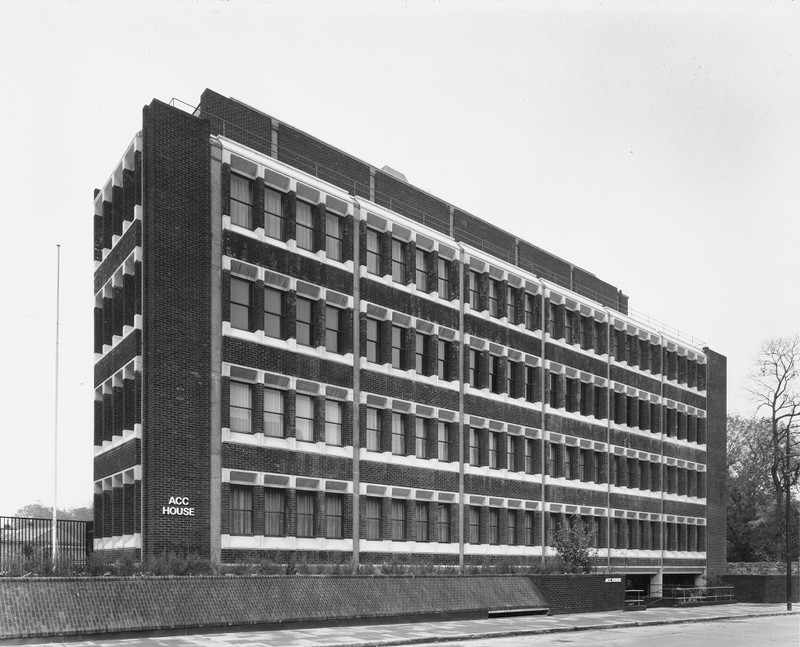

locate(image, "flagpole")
[[52, 244, 61, 568]]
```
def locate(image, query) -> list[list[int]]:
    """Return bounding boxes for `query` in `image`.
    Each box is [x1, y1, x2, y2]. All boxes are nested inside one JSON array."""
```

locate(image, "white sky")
[[1, 0, 798, 516]]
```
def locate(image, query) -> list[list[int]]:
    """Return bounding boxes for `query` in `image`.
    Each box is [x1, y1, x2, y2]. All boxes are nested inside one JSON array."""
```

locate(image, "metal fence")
[[0, 516, 93, 571]]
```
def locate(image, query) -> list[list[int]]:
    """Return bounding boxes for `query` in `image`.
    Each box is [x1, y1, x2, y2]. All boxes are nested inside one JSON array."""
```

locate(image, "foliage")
[[14, 502, 93, 521], [552, 516, 596, 573], [741, 336, 800, 562]]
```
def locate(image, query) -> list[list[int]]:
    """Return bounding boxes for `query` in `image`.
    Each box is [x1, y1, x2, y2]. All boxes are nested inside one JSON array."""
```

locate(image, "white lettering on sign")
[[605, 577, 622, 583], [162, 496, 195, 516]]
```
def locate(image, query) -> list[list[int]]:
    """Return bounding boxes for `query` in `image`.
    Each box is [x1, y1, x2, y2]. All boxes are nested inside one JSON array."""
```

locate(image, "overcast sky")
[[1, 0, 798, 516]]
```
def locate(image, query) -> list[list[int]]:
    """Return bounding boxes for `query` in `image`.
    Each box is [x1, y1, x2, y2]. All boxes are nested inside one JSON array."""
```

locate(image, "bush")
[[553, 517, 596, 574]]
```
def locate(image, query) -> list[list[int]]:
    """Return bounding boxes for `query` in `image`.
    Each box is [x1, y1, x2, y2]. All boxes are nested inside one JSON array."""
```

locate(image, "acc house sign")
[[162, 496, 195, 516]]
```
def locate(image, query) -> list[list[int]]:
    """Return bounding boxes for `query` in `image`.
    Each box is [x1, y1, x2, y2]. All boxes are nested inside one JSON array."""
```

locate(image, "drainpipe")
[[603, 308, 612, 572], [456, 243, 466, 573], [538, 280, 548, 566], [351, 197, 363, 570]]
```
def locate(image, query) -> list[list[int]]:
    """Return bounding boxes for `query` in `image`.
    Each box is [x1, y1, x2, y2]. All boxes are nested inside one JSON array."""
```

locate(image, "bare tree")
[[747, 336, 800, 558]]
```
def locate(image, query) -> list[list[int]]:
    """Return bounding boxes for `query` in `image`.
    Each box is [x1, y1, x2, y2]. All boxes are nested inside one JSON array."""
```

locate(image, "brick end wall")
[[724, 574, 800, 603]]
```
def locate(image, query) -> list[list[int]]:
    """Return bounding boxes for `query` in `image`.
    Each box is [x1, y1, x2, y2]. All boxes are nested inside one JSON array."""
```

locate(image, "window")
[[549, 372, 560, 408], [437, 339, 451, 380], [613, 455, 623, 486], [593, 451, 603, 483], [437, 503, 451, 542], [264, 287, 285, 339], [296, 394, 314, 442], [366, 229, 381, 275], [468, 506, 481, 544], [579, 449, 589, 481], [264, 187, 284, 240], [325, 306, 342, 353], [524, 293, 538, 330], [230, 485, 253, 535], [469, 428, 480, 466], [325, 400, 343, 446], [488, 279, 500, 317], [507, 435, 516, 472], [640, 461, 650, 490], [594, 386, 604, 419], [366, 318, 382, 363], [296, 491, 315, 538], [614, 392, 625, 425], [507, 361, 521, 398], [524, 511, 535, 545], [488, 432, 498, 469], [469, 270, 480, 310], [230, 277, 253, 331], [391, 239, 406, 283], [415, 333, 429, 374], [627, 335, 638, 366], [415, 249, 428, 291], [650, 402, 660, 434], [547, 302, 558, 337], [325, 212, 343, 261], [263, 388, 285, 437], [264, 488, 285, 536], [326, 493, 343, 538], [592, 320, 603, 353], [565, 378, 576, 412], [626, 396, 636, 427], [469, 349, 481, 388], [296, 201, 315, 251], [564, 446, 575, 479], [230, 381, 252, 433], [564, 311, 573, 344], [651, 464, 660, 492], [525, 365, 537, 402], [415, 502, 429, 542], [366, 497, 382, 540], [437, 422, 449, 461], [489, 355, 501, 393], [366, 407, 382, 452], [639, 399, 649, 431], [640, 339, 649, 370], [437, 257, 451, 297], [391, 325, 406, 370], [579, 317, 589, 348], [547, 513, 561, 545], [230, 174, 253, 229], [489, 508, 500, 544], [525, 439, 535, 474], [508, 510, 518, 545], [580, 381, 590, 416], [547, 443, 559, 477], [392, 413, 406, 455], [506, 286, 517, 322], [391, 500, 406, 540], [415, 418, 429, 459], [296, 297, 315, 347]]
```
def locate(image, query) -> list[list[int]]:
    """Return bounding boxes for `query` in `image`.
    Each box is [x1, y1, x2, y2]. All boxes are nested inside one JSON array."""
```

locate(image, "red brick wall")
[[0, 575, 553, 639]]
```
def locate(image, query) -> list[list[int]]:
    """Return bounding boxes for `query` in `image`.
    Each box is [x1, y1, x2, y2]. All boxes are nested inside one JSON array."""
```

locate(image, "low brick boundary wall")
[[0, 575, 555, 639], [724, 574, 800, 603], [531, 574, 625, 614]]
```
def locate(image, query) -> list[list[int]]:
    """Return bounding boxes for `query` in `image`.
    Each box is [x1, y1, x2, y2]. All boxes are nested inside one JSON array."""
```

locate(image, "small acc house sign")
[[162, 496, 195, 516]]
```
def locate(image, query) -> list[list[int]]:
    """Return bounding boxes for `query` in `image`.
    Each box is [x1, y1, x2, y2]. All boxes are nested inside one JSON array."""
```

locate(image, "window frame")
[[296, 490, 316, 538], [296, 297, 315, 347], [229, 381, 253, 434], [415, 417, 429, 459], [264, 186, 285, 240], [366, 317, 382, 364], [391, 238, 407, 283], [325, 305, 343, 354], [264, 487, 286, 536], [325, 493, 344, 539], [230, 173, 254, 229], [295, 394, 315, 442], [264, 286, 286, 339], [325, 212, 343, 261], [230, 277, 253, 331], [295, 200, 315, 251], [391, 412, 406, 455], [415, 248, 429, 291], [366, 229, 381, 275], [263, 387, 285, 438], [230, 485, 253, 536], [325, 399, 344, 446]]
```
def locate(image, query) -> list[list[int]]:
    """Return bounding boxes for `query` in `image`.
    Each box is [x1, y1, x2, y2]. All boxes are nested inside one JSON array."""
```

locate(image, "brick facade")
[[91, 90, 725, 587]]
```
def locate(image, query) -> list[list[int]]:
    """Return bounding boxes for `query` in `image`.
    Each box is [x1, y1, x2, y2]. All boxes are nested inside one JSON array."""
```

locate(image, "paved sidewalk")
[[35, 603, 800, 647]]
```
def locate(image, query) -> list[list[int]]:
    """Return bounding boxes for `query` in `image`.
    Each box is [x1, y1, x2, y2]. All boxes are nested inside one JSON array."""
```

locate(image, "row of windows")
[[231, 174, 346, 261], [228, 175, 706, 389], [231, 279, 348, 353], [230, 487, 706, 552]]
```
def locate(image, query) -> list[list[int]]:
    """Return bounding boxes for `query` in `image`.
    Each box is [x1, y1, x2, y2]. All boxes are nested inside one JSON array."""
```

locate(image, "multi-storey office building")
[[93, 90, 726, 591]]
